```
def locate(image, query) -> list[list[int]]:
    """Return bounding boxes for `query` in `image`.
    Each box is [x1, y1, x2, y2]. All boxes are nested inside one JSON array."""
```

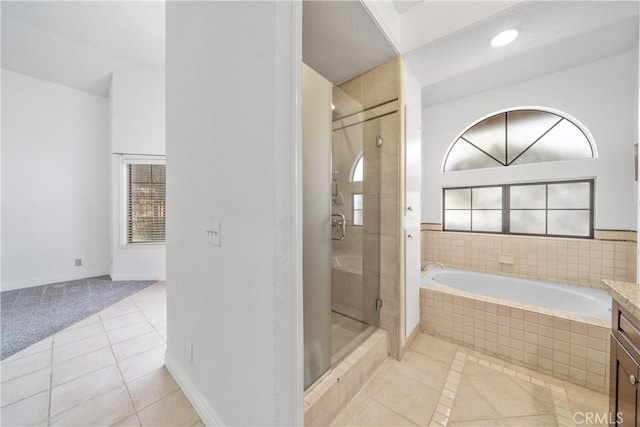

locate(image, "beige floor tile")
[[112, 331, 165, 362], [49, 385, 134, 426], [465, 371, 553, 419], [133, 298, 165, 312], [50, 364, 124, 416], [332, 389, 372, 426], [449, 419, 510, 427], [118, 347, 165, 383], [52, 332, 110, 364], [0, 390, 49, 426], [394, 350, 450, 392], [99, 299, 141, 321], [147, 315, 167, 330], [112, 415, 141, 427], [360, 358, 399, 398], [564, 381, 608, 414], [501, 414, 559, 426], [411, 334, 458, 364], [1, 350, 51, 382], [190, 421, 205, 427], [137, 390, 200, 427], [127, 367, 180, 411], [53, 322, 104, 347], [0, 367, 50, 407], [102, 311, 147, 332], [372, 371, 441, 425], [66, 314, 101, 329], [107, 320, 155, 345], [461, 360, 496, 377], [52, 346, 116, 387], [449, 378, 501, 423], [3, 337, 53, 363], [351, 400, 417, 426]]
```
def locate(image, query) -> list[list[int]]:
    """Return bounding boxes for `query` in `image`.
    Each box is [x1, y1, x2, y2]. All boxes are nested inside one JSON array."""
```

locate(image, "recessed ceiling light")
[[491, 29, 519, 48]]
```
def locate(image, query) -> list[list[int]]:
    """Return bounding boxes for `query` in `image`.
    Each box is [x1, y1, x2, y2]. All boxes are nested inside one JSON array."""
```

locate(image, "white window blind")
[[127, 164, 166, 243]]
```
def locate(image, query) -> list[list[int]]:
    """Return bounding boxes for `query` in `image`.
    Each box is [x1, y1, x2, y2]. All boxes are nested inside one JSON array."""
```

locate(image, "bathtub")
[[424, 269, 611, 320], [332, 254, 362, 275], [420, 267, 612, 393], [331, 254, 364, 322]]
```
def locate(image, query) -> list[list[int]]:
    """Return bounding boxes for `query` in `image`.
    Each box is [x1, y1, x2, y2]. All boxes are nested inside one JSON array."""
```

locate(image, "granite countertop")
[[603, 280, 640, 320]]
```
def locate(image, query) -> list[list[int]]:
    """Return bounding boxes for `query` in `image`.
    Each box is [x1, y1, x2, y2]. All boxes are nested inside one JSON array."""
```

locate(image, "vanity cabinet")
[[610, 301, 640, 425]]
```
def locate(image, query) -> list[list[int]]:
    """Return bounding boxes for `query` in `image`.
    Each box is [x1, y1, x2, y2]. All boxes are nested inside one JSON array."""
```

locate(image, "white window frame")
[[119, 155, 166, 246]]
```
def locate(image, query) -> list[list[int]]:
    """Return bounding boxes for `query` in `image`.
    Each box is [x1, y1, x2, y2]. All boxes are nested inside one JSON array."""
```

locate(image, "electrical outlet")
[[75, 259, 82, 267], [186, 342, 193, 364]]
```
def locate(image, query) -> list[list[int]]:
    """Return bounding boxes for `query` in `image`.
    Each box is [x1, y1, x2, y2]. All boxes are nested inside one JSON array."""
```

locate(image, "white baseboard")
[[164, 352, 225, 426], [1, 270, 110, 292]]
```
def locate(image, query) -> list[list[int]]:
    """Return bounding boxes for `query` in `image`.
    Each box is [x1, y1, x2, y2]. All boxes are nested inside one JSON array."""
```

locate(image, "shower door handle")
[[331, 214, 346, 241]]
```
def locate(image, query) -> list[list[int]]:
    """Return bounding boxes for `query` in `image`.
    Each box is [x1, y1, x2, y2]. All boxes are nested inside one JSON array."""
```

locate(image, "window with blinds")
[[127, 164, 166, 243]]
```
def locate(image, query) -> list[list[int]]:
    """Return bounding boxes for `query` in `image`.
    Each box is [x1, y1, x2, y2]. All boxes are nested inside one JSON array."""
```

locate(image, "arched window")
[[443, 108, 596, 172], [350, 153, 363, 182]]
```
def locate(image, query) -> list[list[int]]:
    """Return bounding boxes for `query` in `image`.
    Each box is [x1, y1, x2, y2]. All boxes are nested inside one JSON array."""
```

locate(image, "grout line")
[[98, 299, 143, 427]]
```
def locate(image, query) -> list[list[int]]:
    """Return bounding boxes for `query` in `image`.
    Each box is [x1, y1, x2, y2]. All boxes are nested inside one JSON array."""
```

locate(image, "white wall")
[[1, 70, 109, 290], [403, 62, 422, 339], [165, 2, 302, 426], [109, 66, 166, 281], [422, 49, 638, 230]]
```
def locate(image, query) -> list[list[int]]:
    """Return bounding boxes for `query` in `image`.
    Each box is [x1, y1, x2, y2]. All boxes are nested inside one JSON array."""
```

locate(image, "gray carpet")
[[0, 276, 156, 360]]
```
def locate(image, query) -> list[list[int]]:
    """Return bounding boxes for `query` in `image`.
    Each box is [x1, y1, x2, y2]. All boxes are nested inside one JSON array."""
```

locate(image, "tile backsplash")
[[421, 224, 637, 286]]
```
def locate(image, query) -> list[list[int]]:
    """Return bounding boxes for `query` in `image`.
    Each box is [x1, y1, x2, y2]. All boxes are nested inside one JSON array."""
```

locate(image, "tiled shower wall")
[[334, 58, 402, 357], [421, 224, 637, 286]]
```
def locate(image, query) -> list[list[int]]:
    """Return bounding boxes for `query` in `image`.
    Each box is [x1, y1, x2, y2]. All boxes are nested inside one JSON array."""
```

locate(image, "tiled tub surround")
[[420, 285, 611, 393], [421, 225, 637, 287], [305, 329, 388, 426]]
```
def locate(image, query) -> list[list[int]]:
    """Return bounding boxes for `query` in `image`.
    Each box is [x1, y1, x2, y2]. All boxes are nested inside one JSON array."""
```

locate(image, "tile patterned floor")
[[332, 333, 609, 427], [2, 281, 610, 427], [0, 282, 203, 427]]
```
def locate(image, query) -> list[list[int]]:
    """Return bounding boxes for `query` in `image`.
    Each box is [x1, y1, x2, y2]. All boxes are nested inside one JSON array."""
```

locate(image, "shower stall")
[[303, 64, 398, 389]]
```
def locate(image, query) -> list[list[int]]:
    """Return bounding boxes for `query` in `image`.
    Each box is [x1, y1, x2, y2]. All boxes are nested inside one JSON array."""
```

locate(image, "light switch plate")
[[205, 222, 221, 246]]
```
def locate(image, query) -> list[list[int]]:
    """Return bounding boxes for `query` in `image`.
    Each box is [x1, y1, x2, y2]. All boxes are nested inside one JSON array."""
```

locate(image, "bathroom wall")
[[165, 2, 302, 425], [1, 69, 110, 291], [422, 224, 637, 287], [333, 58, 403, 356], [422, 49, 638, 231]]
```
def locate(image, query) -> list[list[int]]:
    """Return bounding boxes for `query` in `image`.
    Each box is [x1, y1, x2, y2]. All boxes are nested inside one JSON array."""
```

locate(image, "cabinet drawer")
[[614, 304, 640, 361]]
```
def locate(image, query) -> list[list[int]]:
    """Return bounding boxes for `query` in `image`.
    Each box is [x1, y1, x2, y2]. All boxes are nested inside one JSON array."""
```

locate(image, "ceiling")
[[302, 1, 398, 84], [365, 1, 523, 54], [2, 0, 637, 105], [399, 1, 640, 107], [1, 1, 165, 97]]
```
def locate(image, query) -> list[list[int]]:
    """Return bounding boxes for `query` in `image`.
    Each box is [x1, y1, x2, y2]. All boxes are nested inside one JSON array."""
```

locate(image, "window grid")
[[443, 109, 595, 172], [443, 179, 594, 239]]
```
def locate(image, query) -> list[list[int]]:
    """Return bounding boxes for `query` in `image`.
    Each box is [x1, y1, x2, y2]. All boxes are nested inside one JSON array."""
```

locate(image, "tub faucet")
[[421, 261, 445, 272]]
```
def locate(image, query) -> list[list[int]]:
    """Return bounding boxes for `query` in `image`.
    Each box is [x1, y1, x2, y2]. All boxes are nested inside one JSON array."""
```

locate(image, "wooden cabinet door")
[[613, 337, 639, 425]]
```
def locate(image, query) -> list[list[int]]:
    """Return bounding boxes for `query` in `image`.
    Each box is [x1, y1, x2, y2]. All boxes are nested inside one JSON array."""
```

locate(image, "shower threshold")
[[331, 310, 377, 366]]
